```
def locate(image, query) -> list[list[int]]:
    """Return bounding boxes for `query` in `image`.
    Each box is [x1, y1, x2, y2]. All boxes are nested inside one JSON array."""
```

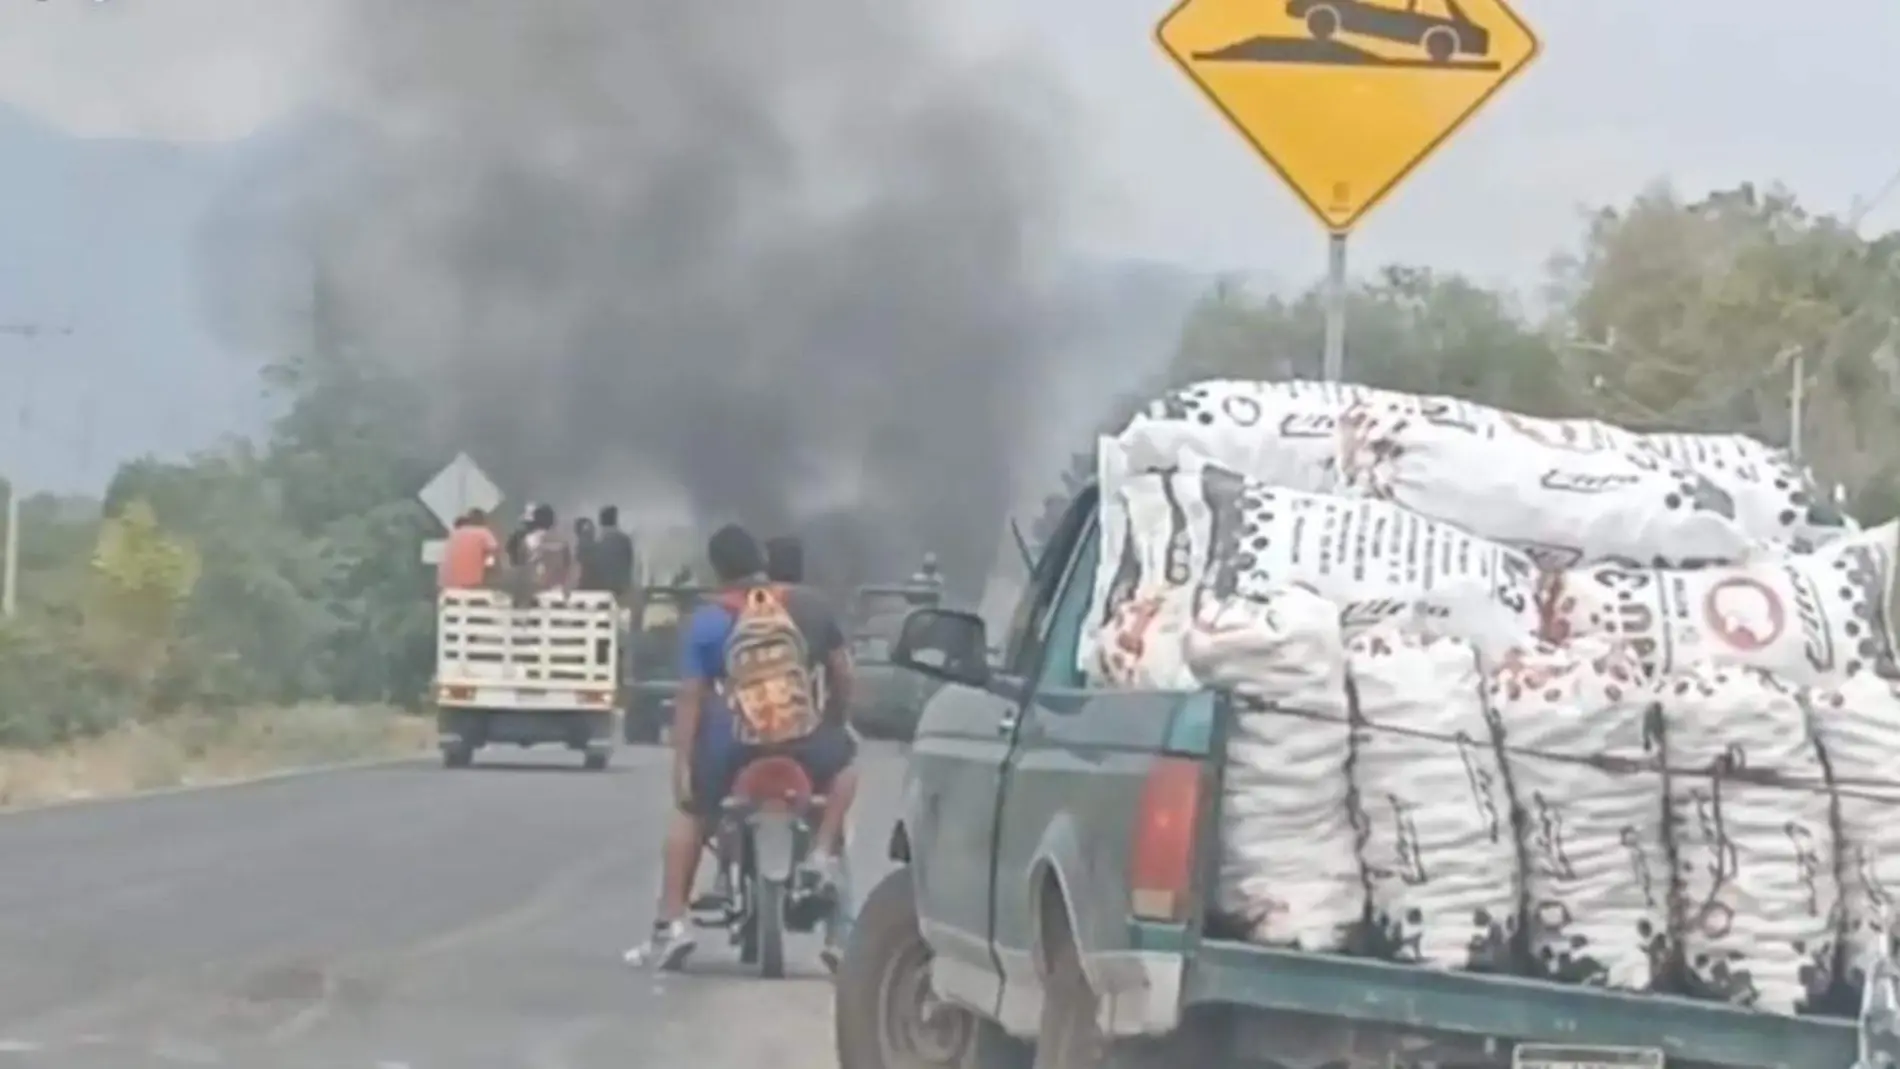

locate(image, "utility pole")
[[1, 322, 74, 618]]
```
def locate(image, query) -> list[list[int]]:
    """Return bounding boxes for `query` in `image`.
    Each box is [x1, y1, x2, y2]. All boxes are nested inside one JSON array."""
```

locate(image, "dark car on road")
[[844, 580, 945, 742], [621, 583, 714, 744], [1285, 0, 1490, 63]]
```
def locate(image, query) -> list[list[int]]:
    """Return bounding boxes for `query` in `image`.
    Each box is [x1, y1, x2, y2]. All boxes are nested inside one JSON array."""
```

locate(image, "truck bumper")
[[438, 708, 618, 751]]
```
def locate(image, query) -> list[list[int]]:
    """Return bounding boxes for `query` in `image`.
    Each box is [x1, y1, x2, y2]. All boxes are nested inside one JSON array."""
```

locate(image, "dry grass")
[[0, 704, 435, 809]]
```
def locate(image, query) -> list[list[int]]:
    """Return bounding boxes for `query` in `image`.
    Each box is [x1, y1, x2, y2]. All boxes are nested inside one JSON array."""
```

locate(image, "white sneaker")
[[623, 920, 696, 971]]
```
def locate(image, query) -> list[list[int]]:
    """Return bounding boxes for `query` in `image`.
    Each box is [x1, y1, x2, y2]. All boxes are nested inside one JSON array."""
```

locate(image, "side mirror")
[[892, 608, 991, 688]]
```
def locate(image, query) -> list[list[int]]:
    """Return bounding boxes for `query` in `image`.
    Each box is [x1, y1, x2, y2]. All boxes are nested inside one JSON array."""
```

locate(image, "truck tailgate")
[[1184, 938, 1855, 1068]]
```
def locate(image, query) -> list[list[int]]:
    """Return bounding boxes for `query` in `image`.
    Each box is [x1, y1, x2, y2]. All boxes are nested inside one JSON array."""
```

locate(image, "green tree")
[[1167, 267, 1566, 414], [85, 499, 201, 692], [1548, 182, 1900, 511]]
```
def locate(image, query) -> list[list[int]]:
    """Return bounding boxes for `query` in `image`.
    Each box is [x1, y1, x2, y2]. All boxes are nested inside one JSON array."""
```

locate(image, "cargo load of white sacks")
[[1086, 379, 1900, 1017]]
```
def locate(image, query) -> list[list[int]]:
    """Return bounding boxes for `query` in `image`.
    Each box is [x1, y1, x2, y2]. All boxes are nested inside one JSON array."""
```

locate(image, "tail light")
[[438, 684, 475, 702], [1129, 756, 1202, 923], [730, 756, 815, 811]]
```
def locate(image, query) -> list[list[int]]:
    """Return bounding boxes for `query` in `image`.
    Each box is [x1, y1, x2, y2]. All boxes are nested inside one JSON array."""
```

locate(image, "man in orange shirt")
[[438, 509, 499, 590]]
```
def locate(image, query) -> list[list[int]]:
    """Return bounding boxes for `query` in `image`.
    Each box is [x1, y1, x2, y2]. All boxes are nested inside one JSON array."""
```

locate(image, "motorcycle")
[[690, 755, 834, 977]]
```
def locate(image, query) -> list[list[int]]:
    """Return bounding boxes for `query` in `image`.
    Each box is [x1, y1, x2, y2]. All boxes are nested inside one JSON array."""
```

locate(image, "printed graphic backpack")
[[718, 584, 821, 745]]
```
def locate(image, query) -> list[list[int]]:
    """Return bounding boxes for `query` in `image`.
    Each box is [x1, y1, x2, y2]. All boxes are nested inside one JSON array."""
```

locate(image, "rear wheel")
[[754, 874, 786, 979], [1033, 922, 1212, 1069], [1304, 5, 1340, 40], [1033, 936, 1105, 1069], [583, 750, 609, 771], [441, 744, 473, 769]]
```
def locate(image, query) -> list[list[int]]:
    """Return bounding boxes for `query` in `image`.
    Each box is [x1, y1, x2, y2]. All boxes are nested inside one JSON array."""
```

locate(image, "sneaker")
[[802, 853, 841, 898], [623, 919, 696, 971], [820, 943, 843, 975]]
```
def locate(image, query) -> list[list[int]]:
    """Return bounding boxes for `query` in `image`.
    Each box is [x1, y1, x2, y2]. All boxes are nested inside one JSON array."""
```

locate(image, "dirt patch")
[[0, 705, 434, 809]]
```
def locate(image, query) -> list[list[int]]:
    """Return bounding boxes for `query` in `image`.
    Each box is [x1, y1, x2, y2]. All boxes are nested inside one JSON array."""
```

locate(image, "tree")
[[1548, 182, 1900, 512], [1166, 266, 1567, 416], [84, 500, 201, 692]]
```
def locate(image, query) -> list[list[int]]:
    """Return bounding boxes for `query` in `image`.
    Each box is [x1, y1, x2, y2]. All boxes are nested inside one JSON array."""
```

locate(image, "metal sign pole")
[[1321, 232, 1348, 382]]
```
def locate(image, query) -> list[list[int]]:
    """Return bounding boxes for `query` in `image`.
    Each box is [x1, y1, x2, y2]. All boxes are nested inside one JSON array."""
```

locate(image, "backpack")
[[718, 584, 821, 745]]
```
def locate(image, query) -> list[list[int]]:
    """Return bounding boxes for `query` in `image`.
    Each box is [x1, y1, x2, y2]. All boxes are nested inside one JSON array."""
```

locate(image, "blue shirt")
[[681, 602, 740, 758]]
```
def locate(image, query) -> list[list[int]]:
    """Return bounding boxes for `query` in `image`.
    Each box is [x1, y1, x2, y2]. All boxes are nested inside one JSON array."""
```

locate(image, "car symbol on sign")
[[1285, 0, 1492, 63]]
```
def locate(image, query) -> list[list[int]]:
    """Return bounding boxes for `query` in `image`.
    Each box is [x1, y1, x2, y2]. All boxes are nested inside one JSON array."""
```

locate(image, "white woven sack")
[[1489, 640, 1672, 991], [1347, 623, 1519, 971], [1545, 522, 1900, 686], [1338, 400, 1756, 570], [1186, 587, 1364, 951], [1664, 665, 1839, 1014]]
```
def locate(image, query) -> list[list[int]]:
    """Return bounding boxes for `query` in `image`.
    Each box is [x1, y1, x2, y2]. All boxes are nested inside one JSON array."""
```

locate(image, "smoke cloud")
[[215, 0, 1077, 594]]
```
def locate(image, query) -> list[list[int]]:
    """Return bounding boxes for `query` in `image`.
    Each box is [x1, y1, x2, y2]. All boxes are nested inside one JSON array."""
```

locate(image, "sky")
[[5, 0, 1896, 282], [0, 0, 1898, 489]]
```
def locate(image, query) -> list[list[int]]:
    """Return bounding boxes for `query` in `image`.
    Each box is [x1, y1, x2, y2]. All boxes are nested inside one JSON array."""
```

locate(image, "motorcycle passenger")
[[625, 524, 859, 972], [761, 533, 860, 969]]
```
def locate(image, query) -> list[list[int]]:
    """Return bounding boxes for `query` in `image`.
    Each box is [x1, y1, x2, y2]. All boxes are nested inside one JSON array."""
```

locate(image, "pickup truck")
[[433, 587, 621, 769], [833, 483, 1889, 1069]]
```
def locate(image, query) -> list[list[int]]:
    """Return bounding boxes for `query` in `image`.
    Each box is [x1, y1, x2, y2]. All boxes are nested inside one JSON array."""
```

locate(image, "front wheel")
[[836, 868, 1027, 1069], [754, 874, 786, 979]]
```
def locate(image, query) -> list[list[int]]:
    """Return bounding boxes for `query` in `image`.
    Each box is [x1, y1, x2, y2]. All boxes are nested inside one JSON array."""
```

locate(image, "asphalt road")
[[0, 742, 908, 1069]]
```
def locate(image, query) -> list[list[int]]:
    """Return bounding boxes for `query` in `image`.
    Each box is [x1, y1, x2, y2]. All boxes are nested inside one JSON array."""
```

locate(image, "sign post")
[[1323, 232, 1347, 381], [1155, 0, 1541, 380]]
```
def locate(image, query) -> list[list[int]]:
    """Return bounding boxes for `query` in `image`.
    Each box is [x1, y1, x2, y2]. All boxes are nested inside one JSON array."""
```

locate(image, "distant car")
[[622, 583, 714, 744], [845, 581, 945, 742], [1285, 0, 1491, 63]]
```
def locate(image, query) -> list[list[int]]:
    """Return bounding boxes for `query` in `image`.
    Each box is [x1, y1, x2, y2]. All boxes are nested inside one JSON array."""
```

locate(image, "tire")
[[837, 868, 1026, 1069], [442, 744, 473, 769], [583, 750, 609, 771], [1032, 925, 1210, 1069], [1304, 5, 1340, 40], [1422, 26, 1456, 62], [754, 874, 786, 979], [1033, 936, 1106, 1069]]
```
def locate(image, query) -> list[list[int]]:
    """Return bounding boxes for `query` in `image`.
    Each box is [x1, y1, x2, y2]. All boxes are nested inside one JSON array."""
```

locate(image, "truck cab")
[[833, 485, 1887, 1069]]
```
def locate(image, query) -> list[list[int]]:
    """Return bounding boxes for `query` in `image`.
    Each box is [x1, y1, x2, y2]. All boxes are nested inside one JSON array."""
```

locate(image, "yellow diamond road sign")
[[1156, 0, 1540, 233]]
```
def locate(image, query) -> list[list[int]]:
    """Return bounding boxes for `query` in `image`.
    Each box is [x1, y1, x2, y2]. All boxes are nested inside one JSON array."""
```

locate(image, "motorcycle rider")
[[624, 525, 859, 973]]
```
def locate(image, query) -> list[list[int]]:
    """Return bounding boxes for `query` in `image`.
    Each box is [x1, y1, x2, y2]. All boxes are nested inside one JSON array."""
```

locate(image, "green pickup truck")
[[834, 484, 1888, 1069]]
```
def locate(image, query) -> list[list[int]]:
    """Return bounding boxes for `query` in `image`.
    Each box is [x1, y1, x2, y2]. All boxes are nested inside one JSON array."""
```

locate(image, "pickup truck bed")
[[833, 485, 1880, 1069]]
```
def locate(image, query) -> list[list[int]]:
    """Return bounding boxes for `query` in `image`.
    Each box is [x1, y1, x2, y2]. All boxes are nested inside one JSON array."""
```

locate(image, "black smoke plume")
[[207, 0, 1076, 597]]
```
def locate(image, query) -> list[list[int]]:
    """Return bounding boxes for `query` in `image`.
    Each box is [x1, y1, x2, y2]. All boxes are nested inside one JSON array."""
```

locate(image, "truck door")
[[988, 507, 1190, 1033], [906, 491, 1100, 1020]]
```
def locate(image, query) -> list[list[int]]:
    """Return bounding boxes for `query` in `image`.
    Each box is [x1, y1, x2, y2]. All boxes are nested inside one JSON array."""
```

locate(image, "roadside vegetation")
[[0, 277, 438, 799]]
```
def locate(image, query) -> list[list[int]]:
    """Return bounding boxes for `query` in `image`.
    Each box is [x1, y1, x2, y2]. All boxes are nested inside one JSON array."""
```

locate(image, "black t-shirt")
[[589, 528, 634, 593]]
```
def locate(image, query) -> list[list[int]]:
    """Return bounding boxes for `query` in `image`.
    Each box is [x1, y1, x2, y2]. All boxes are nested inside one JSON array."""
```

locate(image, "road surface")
[[0, 743, 907, 1069]]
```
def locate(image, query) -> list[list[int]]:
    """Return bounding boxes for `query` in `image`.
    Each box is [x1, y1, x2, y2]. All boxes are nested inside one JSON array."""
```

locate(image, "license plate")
[[1514, 1046, 1663, 1069]]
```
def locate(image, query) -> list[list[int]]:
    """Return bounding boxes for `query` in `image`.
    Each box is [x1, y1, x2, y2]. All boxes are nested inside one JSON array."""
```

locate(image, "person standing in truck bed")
[[584, 505, 635, 599], [438, 509, 499, 590], [521, 503, 577, 596]]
